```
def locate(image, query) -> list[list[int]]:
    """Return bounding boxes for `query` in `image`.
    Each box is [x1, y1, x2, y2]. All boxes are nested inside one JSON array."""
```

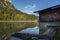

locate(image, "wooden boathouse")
[[34, 5, 60, 40]]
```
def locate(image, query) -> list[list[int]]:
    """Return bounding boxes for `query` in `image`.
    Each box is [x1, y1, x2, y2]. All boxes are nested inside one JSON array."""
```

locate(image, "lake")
[[11, 25, 39, 40], [11, 22, 60, 40], [0, 22, 60, 40], [0, 22, 37, 40]]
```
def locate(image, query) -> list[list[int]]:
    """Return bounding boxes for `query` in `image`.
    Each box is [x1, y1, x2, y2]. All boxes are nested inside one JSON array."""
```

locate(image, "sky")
[[12, 0, 60, 15]]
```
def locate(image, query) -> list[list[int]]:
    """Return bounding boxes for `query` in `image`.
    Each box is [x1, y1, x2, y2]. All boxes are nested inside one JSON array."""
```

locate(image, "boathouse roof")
[[34, 5, 60, 13]]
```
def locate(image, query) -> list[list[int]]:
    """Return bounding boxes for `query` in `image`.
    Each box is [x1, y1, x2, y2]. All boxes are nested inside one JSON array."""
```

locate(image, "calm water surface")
[[11, 26, 39, 40]]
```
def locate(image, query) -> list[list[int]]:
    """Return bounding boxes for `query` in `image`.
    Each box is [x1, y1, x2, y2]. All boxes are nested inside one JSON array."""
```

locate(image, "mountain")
[[0, 0, 38, 21]]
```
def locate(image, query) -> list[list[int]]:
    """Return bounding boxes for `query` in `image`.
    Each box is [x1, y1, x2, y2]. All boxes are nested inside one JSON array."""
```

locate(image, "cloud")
[[25, 4, 36, 10], [19, 4, 36, 14]]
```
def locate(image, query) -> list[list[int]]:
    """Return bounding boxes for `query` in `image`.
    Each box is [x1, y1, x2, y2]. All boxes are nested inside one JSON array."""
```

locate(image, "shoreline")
[[0, 21, 38, 22]]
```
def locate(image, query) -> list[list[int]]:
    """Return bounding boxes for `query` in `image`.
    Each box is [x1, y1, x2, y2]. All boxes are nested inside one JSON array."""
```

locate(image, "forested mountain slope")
[[0, 0, 38, 21]]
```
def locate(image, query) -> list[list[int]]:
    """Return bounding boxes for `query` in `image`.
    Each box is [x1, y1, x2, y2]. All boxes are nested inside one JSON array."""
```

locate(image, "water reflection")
[[19, 26, 39, 34], [11, 37, 22, 40], [11, 26, 39, 40], [0, 22, 36, 40]]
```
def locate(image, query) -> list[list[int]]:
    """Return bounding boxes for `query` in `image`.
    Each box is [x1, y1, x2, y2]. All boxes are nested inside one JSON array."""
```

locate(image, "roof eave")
[[34, 4, 60, 13]]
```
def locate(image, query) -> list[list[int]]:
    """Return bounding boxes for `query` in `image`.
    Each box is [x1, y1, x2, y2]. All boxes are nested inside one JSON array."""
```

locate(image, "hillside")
[[0, 0, 38, 21]]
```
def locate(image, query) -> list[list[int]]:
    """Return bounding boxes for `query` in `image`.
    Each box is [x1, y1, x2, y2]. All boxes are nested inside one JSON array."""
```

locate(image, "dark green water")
[[0, 22, 37, 40]]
